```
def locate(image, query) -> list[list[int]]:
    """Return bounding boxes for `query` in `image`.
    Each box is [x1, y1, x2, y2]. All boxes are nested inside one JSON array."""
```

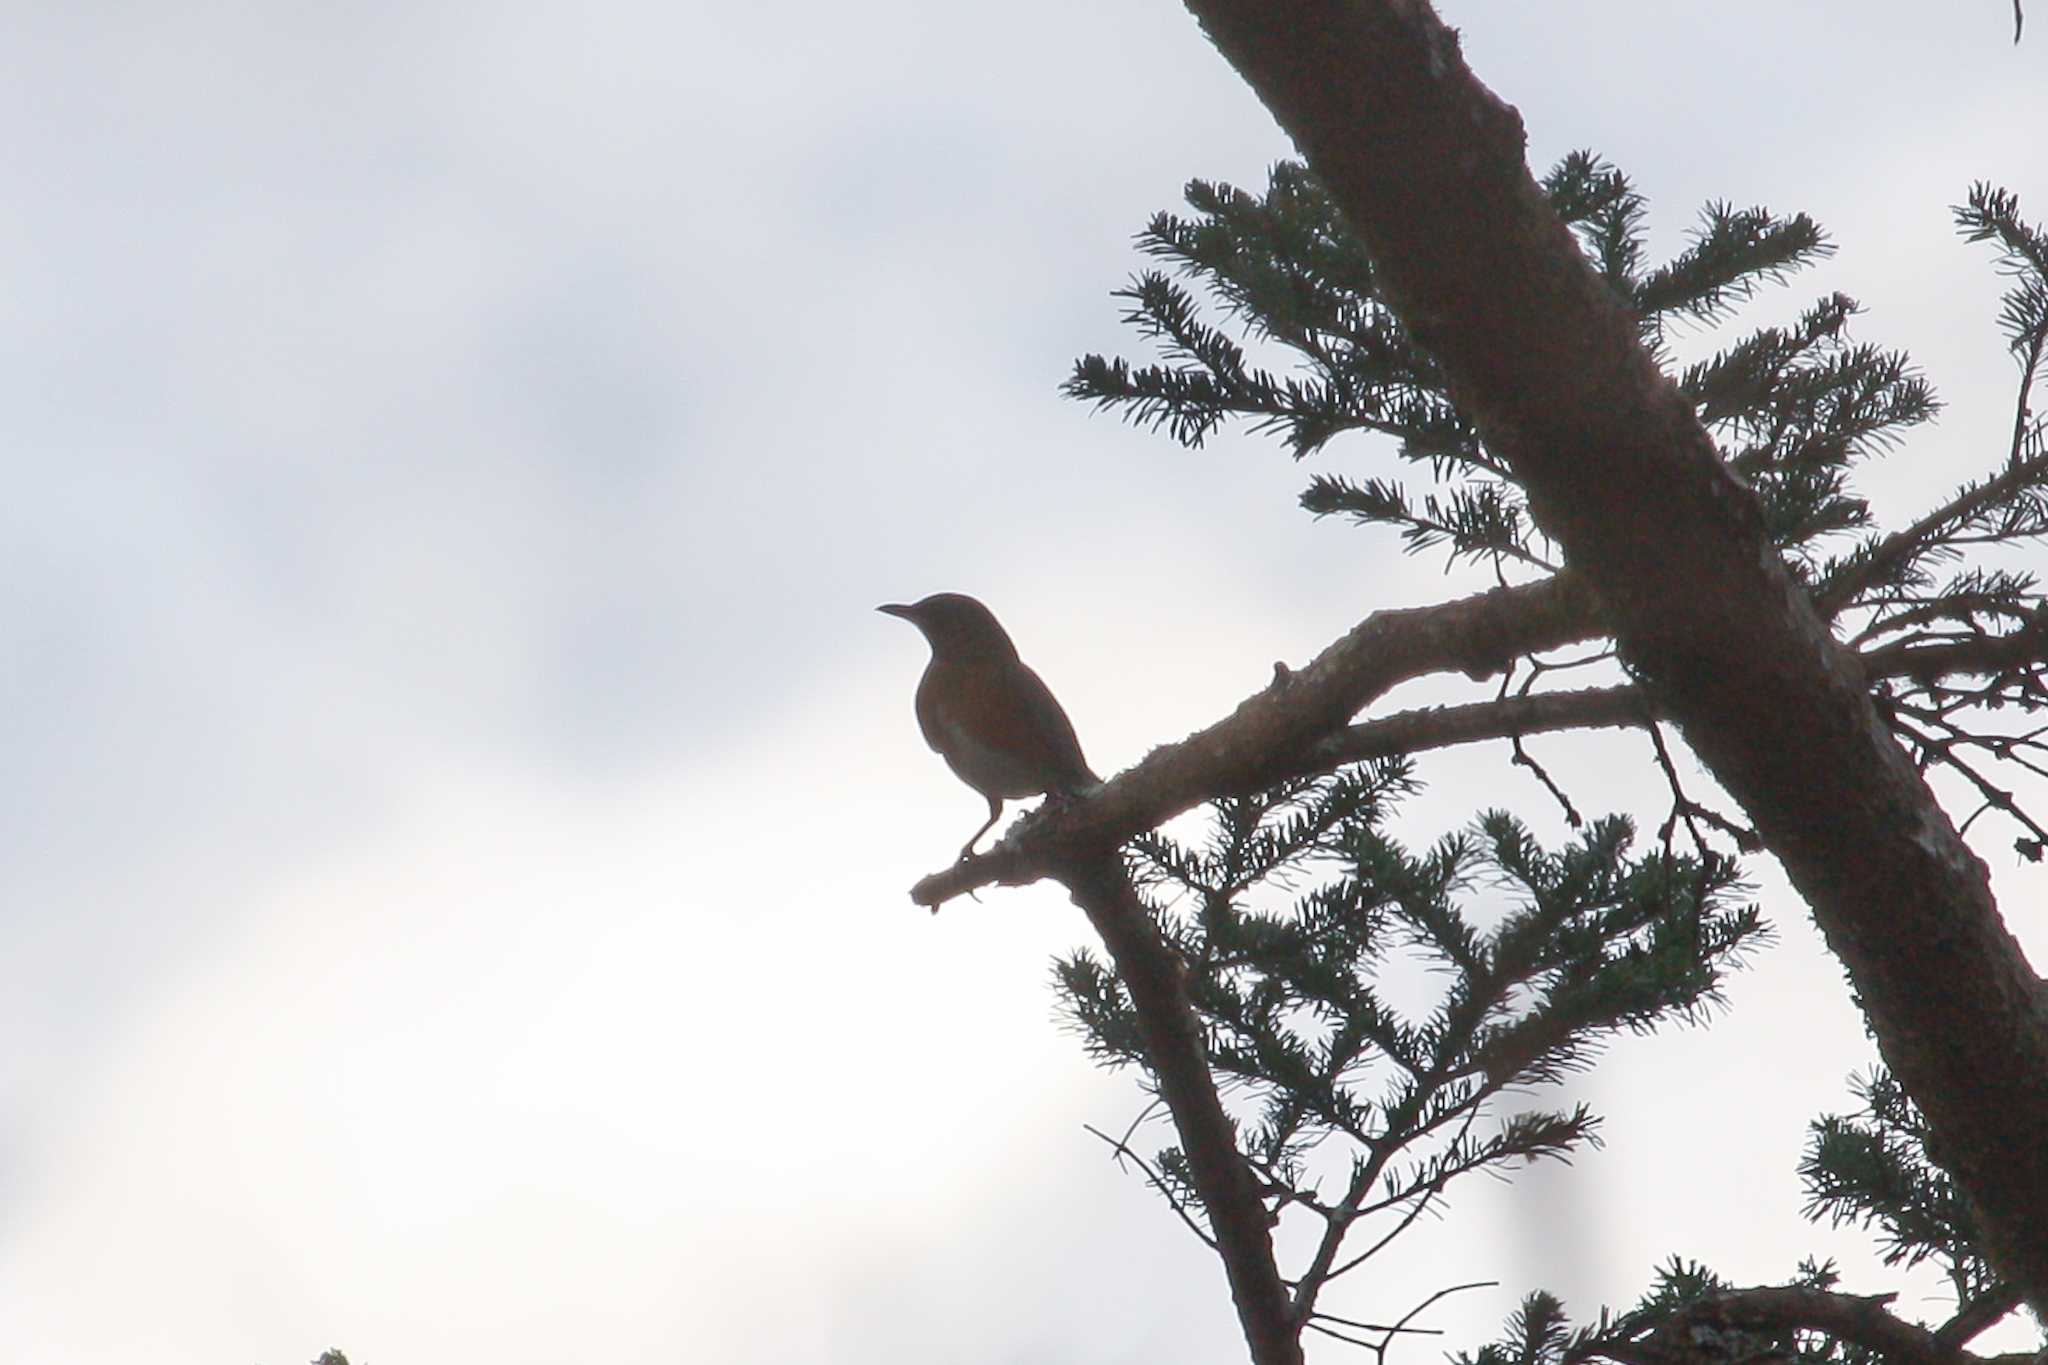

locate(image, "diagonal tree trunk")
[[1174, 0, 2048, 1315]]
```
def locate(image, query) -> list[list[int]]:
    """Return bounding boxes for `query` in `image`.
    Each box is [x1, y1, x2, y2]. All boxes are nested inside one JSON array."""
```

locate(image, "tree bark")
[[915, 585, 2044, 905], [1062, 854, 1303, 1365], [912, 570, 1604, 906], [1175, 0, 2048, 1314]]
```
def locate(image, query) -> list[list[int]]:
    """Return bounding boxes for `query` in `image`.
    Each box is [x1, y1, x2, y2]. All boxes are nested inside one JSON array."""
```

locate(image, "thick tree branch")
[[1572, 1287, 1966, 1365], [1319, 623, 2048, 767], [906, 576, 2041, 1365], [915, 598, 2048, 906], [1060, 853, 1301, 1365], [1173, 0, 2048, 1317], [903, 15, 2048, 1356], [914, 575, 1601, 1361], [1313, 683, 1646, 766], [911, 571, 1604, 906], [1858, 608, 2048, 684]]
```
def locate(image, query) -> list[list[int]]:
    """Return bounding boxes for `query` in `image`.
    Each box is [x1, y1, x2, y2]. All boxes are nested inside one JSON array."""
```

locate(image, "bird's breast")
[[914, 659, 1085, 800]]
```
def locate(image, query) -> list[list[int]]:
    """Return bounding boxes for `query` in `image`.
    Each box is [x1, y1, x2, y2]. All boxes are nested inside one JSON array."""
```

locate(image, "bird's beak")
[[876, 602, 914, 619]]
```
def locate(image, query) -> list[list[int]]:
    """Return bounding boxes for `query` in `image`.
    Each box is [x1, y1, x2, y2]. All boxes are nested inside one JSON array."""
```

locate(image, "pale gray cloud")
[[0, 1, 2042, 1361]]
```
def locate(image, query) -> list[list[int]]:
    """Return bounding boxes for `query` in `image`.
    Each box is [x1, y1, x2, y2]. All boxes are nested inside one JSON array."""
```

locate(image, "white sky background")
[[1, 3, 2044, 1362]]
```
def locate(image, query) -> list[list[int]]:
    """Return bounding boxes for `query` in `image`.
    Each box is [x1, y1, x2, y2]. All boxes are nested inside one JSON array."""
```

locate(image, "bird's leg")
[[958, 796, 1004, 862]]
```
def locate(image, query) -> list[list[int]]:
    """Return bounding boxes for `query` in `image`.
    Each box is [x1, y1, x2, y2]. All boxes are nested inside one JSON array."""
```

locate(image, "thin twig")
[[1646, 719, 1709, 857], [1305, 1320, 1380, 1351], [2008, 325, 2043, 471], [1513, 734, 1584, 827], [1309, 1310, 1445, 1336], [1323, 1108, 1487, 1284], [1083, 1123, 1221, 1251], [1898, 716, 2048, 850], [1385, 1281, 1499, 1340]]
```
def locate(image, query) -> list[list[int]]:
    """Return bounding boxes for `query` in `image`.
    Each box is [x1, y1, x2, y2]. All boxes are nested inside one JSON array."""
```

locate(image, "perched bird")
[[878, 592, 1100, 861]]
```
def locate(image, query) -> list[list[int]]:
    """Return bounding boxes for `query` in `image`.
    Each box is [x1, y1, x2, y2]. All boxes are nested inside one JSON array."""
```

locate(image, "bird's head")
[[876, 592, 1020, 659]]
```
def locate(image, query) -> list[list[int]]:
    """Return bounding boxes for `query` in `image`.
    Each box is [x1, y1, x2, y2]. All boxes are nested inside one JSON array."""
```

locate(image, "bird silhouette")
[[879, 593, 1100, 861]]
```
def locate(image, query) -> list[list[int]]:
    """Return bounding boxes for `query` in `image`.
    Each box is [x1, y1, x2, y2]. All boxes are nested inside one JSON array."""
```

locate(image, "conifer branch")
[[910, 571, 1605, 906], [1290, 1144, 1402, 1319], [911, 606, 2048, 904], [1569, 1286, 1975, 1365], [1058, 853, 1302, 1365], [1167, 0, 2048, 1314], [1815, 449, 2048, 617], [1040, 695, 1761, 1364], [968, 14, 2048, 1359]]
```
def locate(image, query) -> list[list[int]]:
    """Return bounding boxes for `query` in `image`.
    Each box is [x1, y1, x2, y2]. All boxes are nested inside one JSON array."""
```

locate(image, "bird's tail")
[[1059, 769, 1105, 798]]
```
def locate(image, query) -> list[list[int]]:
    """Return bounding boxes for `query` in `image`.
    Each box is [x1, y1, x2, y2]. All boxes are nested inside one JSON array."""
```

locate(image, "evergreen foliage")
[[1064, 162, 2048, 652], [1064, 153, 1946, 578], [1802, 1069, 1996, 1302], [1068, 157, 2048, 863], [1459, 1258, 1858, 1365], [1058, 158, 2048, 1357], [1053, 761, 1766, 1310], [1452, 1069, 2024, 1365]]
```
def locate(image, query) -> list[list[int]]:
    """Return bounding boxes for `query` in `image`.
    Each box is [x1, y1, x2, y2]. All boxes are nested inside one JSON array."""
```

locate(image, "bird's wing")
[[920, 658, 1098, 796]]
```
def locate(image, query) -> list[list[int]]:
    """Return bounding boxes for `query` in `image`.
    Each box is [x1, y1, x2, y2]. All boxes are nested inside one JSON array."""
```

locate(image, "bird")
[[878, 592, 1100, 861]]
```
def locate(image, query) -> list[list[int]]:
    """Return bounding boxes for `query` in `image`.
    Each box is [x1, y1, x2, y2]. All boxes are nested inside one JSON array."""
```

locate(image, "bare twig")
[[1306, 1281, 1497, 1362], [1513, 734, 1585, 826], [1897, 716, 2048, 851], [1307, 1320, 1383, 1351], [1320, 1109, 1488, 1287], [1308, 1310, 1446, 1336], [1289, 1152, 1394, 1323], [1379, 1282, 1498, 1353], [1083, 1122, 1220, 1250], [1646, 719, 1709, 856]]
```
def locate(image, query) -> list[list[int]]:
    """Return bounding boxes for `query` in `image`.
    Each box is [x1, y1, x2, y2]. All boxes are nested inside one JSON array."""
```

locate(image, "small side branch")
[[1513, 734, 1586, 827], [912, 572, 1605, 907], [1082, 1122, 1220, 1250], [914, 595, 2048, 907], [1308, 1281, 1495, 1362], [1312, 685, 1648, 768], [1818, 450, 2048, 618]]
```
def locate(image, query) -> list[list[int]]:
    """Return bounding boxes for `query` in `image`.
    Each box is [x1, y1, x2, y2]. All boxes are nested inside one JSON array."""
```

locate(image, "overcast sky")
[[2, 3, 2044, 1362]]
